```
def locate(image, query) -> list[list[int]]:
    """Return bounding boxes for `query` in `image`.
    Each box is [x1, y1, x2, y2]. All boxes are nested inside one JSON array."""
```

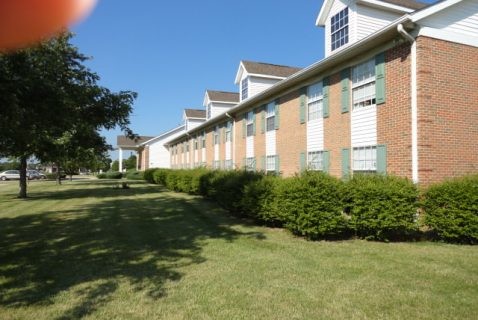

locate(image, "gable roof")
[[317, 0, 428, 26], [206, 90, 240, 103], [117, 136, 155, 148], [184, 109, 206, 119], [241, 60, 302, 78]]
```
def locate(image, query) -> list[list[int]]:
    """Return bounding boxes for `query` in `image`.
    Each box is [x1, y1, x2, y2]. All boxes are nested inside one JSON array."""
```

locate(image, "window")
[[213, 160, 221, 169], [245, 157, 255, 171], [307, 82, 323, 121], [353, 146, 377, 172], [241, 77, 248, 100], [194, 139, 198, 150], [224, 159, 233, 170], [246, 111, 254, 137], [225, 121, 232, 142], [201, 132, 206, 148], [207, 105, 211, 119], [352, 59, 376, 110], [185, 143, 189, 152], [266, 155, 276, 172], [308, 151, 323, 170], [331, 7, 349, 51], [214, 126, 220, 145], [266, 103, 275, 131]]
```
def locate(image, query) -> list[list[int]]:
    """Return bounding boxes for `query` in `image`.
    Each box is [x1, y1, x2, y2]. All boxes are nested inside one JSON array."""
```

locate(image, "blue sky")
[[70, 0, 436, 160], [70, 0, 325, 159]]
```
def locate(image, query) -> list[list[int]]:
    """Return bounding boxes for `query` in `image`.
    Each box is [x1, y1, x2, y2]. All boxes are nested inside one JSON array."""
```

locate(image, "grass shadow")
[[0, 182, 265, 318]]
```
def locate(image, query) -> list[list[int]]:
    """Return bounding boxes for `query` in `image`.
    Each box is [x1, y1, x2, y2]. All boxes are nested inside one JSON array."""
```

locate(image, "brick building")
[[163, 0, 477, 186]]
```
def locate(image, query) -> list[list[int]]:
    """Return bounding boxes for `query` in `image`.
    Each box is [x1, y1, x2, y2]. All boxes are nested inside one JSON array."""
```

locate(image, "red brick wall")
[[234, 114, 246, 169], [276, 90, 306, 176], [324, 72, 351, 178], [416, 36, 478, 185], [377, 42, 413, 180]]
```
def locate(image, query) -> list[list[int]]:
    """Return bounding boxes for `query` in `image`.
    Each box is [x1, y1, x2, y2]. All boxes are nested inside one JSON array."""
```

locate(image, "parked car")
[[0, 170, 20, 181], [27, 170, 46, 180]]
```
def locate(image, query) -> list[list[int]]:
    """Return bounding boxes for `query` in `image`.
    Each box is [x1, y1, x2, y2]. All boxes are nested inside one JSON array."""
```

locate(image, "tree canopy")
[[0, 33, 137, 197]]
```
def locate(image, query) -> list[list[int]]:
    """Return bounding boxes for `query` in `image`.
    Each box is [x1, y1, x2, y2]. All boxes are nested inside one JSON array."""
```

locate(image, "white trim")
[[411, 0, 463, 23], [358, 0, 415, 14], [418, 26, 478, 48], [316, 0, 335, 26], [247, 73, 287, 81], [411, 41, 418, 183], [234, 62, 246, 84]]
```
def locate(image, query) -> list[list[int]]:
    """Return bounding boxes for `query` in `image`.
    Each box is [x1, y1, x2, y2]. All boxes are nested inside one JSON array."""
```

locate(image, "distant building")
[[165, 0, 478, 186]]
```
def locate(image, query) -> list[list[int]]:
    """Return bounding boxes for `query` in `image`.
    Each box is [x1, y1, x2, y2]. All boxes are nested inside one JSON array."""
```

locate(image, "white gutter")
[[397, 23, 418, 184]]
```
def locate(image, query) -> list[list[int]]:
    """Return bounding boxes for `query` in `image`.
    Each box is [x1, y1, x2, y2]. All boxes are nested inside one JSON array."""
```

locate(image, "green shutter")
[[261, 156, 266, 171], [242, 114, 246, 138], [341, 68, 350, 113], [341, 148, 350, 179], [375, 52, 386, 105], [275, 155, 280, 174], [252, 110, 257, 135], [261, 105, 266, 133], [322, 77, 330, 118], [274, 99, 280, 129], [377, 145, 387, 174], [300, 152, 306, 172], [299, 87, 307, 124], [323, 151, 330, 173], [242, 157, 246, 169], [211, 129, 215, 146], [252, 157, 256, 171]]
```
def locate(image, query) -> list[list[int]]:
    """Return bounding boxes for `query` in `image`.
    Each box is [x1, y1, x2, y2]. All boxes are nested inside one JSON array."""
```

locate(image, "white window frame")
[[225, 121, 232, 142], [307, 82, 323, 121], [352, 59, 376, 110], [331, 7, 349, 51], [246, 111, 254, 137], [214, 126, 220, 145], [266, 155, 276, 172], [266, 103, 275, 132], [224, 159, 233, 170], [245, 157, 255, 171], [241, 77, 248, 100], [353, 145, 377, 172], [308, 151, 323, 171]]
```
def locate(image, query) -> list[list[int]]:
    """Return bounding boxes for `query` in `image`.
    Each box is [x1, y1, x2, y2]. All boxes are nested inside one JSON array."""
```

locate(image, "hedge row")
[[97, 171, 123, 179], [143, 168, 477, 244]]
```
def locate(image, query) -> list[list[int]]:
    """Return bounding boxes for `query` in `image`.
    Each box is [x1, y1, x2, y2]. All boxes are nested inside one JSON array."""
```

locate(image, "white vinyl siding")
[[351, 58, 377, 147], [208, 102, 235, 120], [307, 82, 324, 153], [265, 102, 277, 157], [420, 0, 478, 38], [355, 4, 402, 41], [248, 76, 281, 98]]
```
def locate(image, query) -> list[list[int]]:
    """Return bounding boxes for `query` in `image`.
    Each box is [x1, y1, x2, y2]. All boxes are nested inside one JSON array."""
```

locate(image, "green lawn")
[[0, 179, 476, 320]]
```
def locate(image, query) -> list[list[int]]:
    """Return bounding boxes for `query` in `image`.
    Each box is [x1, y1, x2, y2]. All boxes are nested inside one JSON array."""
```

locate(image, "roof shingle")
[[184, 109, 207, 118], [117, 136, 155, 148], [242, 60, 302, 78], [206, 90, 240, 103]]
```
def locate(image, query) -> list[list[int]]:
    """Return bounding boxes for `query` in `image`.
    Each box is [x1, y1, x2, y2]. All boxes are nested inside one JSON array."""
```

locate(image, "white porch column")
[[118, 147, 123, 172]]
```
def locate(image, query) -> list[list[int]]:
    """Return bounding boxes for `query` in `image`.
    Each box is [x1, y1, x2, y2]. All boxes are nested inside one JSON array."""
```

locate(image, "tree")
[[0, 33, 137, 197], [111, 160, 119, 172], [124, 154, 137, 171]]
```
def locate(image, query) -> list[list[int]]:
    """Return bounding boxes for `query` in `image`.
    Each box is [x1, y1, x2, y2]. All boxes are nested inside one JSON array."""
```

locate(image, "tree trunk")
[[56, 162, 62, 185], [18, 156, 28, 198]]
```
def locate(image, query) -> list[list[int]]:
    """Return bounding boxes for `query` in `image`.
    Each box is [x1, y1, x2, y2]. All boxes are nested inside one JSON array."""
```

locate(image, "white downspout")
[[118, 147, 123, 172], [397, 24, 418, 184]]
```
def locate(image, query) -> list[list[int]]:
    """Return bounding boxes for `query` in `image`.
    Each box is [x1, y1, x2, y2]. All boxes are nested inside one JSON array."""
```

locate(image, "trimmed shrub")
[[152, 169, 171, 186], [96, 173, 107, 179], [423, 175, 478, 244], [241, 175, 282, 225], [125, 170, 144, 180], [144, 168, 158, 183], [344, 174, 419, 241], [275, 171, 348, 240]]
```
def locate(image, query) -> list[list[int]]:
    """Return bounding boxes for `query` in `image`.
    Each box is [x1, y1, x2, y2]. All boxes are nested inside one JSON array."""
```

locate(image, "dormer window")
[[331, 7, 349, 51], [241, 78, 248, 100]]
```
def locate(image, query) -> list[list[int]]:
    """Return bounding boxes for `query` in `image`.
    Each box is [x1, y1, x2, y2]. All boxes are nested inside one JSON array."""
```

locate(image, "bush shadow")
[[0, 184, 265, 318]]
